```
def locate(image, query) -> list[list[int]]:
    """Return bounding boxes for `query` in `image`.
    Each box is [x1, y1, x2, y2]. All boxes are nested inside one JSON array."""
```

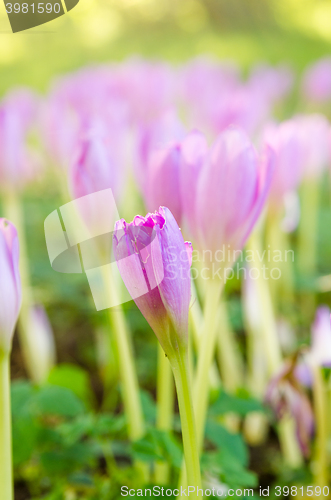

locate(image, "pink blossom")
[[263, 119, 304, 208], [192, 127, 274, 262], [113, 207, 192, 355], [302, 58, 331, 103]]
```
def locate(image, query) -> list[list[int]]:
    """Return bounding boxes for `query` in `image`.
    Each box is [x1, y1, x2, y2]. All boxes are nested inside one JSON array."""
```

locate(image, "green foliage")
[[204, 420, 257, 490], [210, 390, 265, 417], [12, 380, 260, 497]]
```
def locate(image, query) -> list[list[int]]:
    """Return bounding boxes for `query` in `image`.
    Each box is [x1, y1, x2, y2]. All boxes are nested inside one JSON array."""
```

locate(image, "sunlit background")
[[0, 0, 331, 93]]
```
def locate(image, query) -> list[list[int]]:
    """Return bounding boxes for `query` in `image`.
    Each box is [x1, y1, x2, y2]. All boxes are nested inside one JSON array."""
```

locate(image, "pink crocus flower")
[[113, 207, 192, 355], [263, 119, 304, 210], [191, 127, 274, 265], [294, 114, 330, 180], [69, 133, 123, 239], [0, 219, 21, 354], [145, 144, 183, 224], [133, 110, 185, 200], [302, 58, 331, 103], [0, 89, 39, 190], [179, 130, 209, 237]]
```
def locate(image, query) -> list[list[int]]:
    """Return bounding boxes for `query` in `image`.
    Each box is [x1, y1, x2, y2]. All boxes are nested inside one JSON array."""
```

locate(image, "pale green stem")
[[154, 344, 175, 485], [169, 348, 202, 496], [297, 179, 320, 320], [216, 301, 244, 394], [312, 365, 328, 487], [194, 278, 223, 451], [0, 353, 13, 500], [265, 209, 295, 309], [246, 233, 303, 468], [297, 178, 319, 278], [189, 279, 220, 392], [242, 276, 269, 445], [2, 191, 48, 383], [179, 278, 223, 489], [103, 271, 148, 480]]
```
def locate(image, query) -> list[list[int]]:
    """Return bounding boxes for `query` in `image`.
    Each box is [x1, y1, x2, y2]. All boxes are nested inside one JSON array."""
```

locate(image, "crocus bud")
[[27, 305, 56, 384], [302, 57, 331, 103], [265, 358, 314, 457], [113, 207, 192, 356], [192, 127, 274, 267], [0, 219, 21, 355], [263, 120, 303, 210]]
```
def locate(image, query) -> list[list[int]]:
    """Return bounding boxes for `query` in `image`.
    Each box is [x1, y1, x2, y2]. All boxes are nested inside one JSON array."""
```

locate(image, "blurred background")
[[0, 0, 331, 93]]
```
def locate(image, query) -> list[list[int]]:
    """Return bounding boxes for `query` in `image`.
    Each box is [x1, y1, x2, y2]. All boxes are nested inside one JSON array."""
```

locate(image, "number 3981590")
[[5, 3, 61, 13]]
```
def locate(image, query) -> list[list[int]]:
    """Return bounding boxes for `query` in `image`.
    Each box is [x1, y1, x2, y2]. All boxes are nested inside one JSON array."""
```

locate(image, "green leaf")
[[140, 390, 156, 424], [131, 432, 164, 462], [149, 429, 183, 469], [210, 391, 264, 417], [202, 450, 257, 490], [48, 363, 94, 408], [205, 420, 248, 466], [40, 442, 96, 475], [12, 415, 38, 466], [11, 380, 35, 417], [32, 385, 85, 418]]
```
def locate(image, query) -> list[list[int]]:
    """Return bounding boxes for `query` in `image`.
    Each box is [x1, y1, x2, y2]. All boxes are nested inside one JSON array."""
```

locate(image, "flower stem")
[[0, 352, 13, 500], [312, 366, 328, 487], [247, 233, 303, 467], [169, 348, 202, 495], [194, 278, 223, 451], [155, 344, 174, 485], [216, 301, 244, 394], [104, 272, 148, 480], [297, 179, 320, 320], [2, 191, 48, 383]]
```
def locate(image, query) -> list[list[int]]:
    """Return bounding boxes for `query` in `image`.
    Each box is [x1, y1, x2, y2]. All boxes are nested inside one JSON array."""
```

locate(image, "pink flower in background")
[[0, 89, 39, 190], [179, 130, 209, 237], [302, 58, 331, 103], [248, 63, 294, 104], [113, 207, 192, 354], [265, 358, 314, 457], [69, 133, 123, 236], [263, 119, 304, 209], [295, 307, 331, 388], [28, 305, 56, 384], [0, 219, 21, 354], [310, 306, 331, 368], [118, 58, 175, 124], [190, 127, 274, 263], [295, 114, 330, 179], [133, 110, 185, 198], [42, 66, 129, 171], [145, 144, 183, 223]]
